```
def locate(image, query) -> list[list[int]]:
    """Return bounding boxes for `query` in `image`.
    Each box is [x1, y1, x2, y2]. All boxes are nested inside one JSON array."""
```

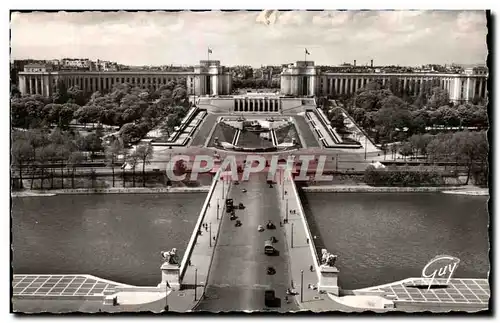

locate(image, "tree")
[[67, 151, 85, 189], [67, 85, 85, 106], [399, 142, 413, 161], [11, 139, 33, 189], [127, 152, 139, 187], [105, 139, 124, 187], [427, 87, 450, 109], [328, 108, 346, 132], [452, 131, 488, 185], [134, 143, 154, 187]]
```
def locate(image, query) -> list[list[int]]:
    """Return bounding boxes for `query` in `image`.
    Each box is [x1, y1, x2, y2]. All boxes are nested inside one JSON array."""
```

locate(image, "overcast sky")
[[10, 10, 487, 67]]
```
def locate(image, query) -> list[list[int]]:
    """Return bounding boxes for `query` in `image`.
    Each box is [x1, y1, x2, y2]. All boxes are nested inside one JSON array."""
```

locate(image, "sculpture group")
[[321, 249, 338, 267], [161, 248, 179, 265]]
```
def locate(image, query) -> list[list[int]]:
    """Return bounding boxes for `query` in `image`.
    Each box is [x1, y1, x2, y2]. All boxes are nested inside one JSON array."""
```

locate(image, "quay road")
[[195, 172, 299, 312]]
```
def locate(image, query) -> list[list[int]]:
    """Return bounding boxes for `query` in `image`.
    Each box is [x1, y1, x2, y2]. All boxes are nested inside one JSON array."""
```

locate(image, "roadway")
[[195, 172, 299, 312]]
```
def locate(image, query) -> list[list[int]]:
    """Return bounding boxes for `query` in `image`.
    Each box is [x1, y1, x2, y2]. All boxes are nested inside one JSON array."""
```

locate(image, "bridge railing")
[[286, 171, 322, 282], [179, 168, 223, 281]]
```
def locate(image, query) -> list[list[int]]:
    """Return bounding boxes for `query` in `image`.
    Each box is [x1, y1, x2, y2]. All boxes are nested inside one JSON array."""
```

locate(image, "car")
[[258, 225, 264, 232], [264, 289, 276, 307], [265, 240, 276, 255]]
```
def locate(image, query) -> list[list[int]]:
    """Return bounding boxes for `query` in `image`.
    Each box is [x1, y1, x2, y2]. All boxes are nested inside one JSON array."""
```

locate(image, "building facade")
[[18, 60, 232, 97], [18, 59, 487, 104], [281, 61, 488, 103]]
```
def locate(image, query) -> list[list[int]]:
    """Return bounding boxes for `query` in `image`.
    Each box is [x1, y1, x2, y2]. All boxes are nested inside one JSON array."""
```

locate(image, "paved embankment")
[[11, 186, 210, 197], [301, 185, 466, 193]]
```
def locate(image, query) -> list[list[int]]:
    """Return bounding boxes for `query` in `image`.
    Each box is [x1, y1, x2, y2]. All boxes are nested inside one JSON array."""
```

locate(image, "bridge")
[[12, 166, 490, 313]]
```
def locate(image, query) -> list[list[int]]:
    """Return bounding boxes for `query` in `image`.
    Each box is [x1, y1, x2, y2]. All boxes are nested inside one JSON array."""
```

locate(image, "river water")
[[11, 193, 205, 287], [12, 192, 489, 290], [301, 192, 490, 290]]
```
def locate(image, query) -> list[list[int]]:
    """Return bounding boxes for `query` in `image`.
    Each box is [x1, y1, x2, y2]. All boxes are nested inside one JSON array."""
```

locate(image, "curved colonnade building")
[[18, 60, 488, 104], [280, 61, 488, 103], [18, 60, 232, 97]]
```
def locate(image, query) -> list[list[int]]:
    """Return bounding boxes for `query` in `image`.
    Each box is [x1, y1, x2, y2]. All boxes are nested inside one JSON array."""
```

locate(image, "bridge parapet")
[[177, 168, 230, 289], [283, 169, 340, 295]]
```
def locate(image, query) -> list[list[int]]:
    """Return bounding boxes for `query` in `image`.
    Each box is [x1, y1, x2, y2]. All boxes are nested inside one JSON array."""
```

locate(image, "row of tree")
[[327, 81, 488, 144], [391, 131, 489, 185], [11, 80, 190, 146], [11, 127, 156, 190]]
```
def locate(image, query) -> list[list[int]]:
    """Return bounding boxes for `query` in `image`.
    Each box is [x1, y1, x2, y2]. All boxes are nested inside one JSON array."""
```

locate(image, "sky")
[[10, 10, 488, 67]]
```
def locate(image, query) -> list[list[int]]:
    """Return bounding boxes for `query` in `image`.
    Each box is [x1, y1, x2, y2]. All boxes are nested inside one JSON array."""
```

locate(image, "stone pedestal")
[[318, 265, 340, 296], [161, 262, 181, 290]]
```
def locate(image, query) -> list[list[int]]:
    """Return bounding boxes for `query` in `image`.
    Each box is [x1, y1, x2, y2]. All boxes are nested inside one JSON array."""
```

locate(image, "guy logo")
[[421, 255, 460, 292]]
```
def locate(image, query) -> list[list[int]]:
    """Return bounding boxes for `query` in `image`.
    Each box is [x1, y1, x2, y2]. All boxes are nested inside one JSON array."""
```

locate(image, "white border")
[[3, 1, 497, 322]]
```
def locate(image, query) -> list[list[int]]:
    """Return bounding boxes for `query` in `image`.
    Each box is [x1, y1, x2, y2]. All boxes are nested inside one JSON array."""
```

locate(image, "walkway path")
[[195, 173, 299, 312], [278, 170, 345, 312], [176, 173, 231, 311]]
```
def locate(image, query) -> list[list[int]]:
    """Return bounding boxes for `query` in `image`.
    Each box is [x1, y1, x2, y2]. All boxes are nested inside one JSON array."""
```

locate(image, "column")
[[349, 78, 354, 94], [310, 76, 316, 96], [43, 76, 50, 96], [478, 79, 483, 99], [465, 77, 471, 101], [403, 78, 407, 92], [18, 75, 26, 95], [33, 76, 38, 95], [211, 75, 218, 95]]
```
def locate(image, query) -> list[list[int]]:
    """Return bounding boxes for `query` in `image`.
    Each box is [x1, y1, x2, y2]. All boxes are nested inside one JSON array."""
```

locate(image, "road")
[[195, 173, 299, 312]]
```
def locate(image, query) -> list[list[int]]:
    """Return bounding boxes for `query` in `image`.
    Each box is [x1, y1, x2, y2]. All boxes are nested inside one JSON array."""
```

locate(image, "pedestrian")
[[309, 265, 314, 272], [280, 221, 282, 227], [188, 259, 192, 266], [306, 238, 309, 244]]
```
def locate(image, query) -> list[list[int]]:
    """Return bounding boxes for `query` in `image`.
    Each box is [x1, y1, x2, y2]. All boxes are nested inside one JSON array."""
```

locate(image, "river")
[[11, 193, 205, 287], [11, 191, 489, 290], [301, 192, 490, 290]]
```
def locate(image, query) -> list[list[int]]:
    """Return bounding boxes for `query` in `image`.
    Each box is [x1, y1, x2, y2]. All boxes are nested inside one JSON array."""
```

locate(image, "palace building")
[[18, 59, 487, 104], [280, 61, 488, 103], [17, 60, 232, 97]]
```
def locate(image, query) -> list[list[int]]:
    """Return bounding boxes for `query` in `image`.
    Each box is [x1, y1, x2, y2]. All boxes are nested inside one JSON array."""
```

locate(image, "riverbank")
[[301, 185, 466, 193], [11, 186, 211, 197]]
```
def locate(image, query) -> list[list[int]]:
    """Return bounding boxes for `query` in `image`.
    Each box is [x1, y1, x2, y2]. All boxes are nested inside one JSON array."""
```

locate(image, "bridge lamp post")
[[285, 198, 289, 223], [194, 268, 198, 301], [300, 270, 304, 303], [217, 199, 220, 220], [209, 222, 212, 247], [291, 223, 294, 248], [364, 135, 368, 160], [164, 282, 169, 312]]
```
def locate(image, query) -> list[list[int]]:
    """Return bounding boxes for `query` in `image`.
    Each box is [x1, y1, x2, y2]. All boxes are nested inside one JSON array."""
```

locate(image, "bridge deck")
[[12, 274, 130, 298], [356, 278, 490, 306]]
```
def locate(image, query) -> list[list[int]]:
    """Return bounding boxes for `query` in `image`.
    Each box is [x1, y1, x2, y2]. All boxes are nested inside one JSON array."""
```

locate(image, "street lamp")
[[300, 270, 304, 303], [364, 135, 368, 160], [164, 281, 169, 312], [217, 199, 220, 220], [291, 223, 294, 248], [285, 198, 289, 223], [209, 222, 212, 247], [194, 268, 198, 301]]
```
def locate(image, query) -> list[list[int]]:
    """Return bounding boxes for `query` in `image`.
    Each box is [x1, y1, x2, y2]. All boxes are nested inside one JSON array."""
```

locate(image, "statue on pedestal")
[[320, 249, 338, 267], [161, 248, 179, 265]]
